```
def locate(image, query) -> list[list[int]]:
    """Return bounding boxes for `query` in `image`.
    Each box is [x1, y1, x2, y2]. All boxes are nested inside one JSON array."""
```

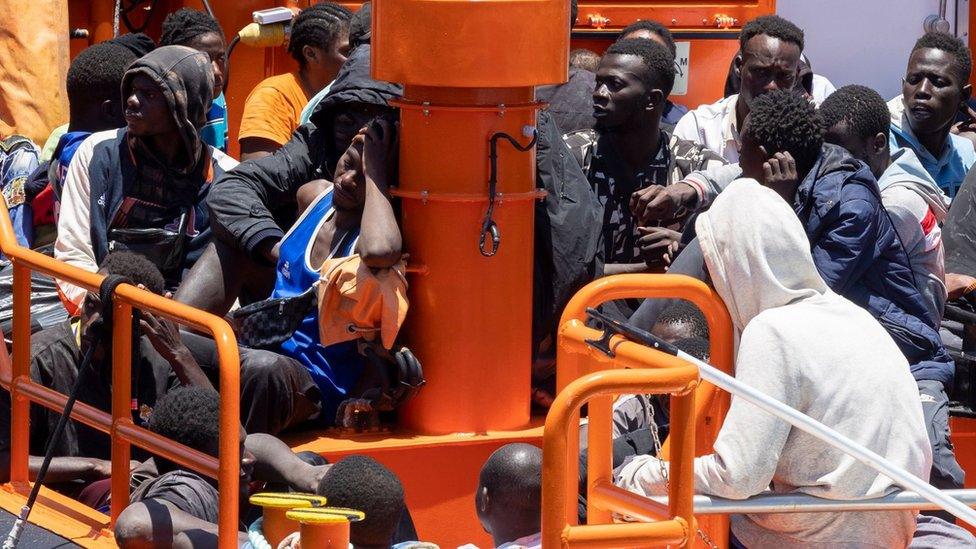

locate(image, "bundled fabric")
[[317, 255, 408, 350]]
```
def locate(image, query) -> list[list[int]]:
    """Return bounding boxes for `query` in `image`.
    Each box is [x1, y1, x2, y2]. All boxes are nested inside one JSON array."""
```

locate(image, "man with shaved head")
[[473, 443, 543, 548]]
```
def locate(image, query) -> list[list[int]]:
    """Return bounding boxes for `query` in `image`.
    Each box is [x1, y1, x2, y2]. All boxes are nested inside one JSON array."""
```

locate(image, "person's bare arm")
[[357, 119, 403, 269], [602, 263, 652, 276], [115, 499, 248, 548], [0, 450, 121, 484], [139, 312, 214, 391], [239, 137, 280, 163], [245, 433, 329, 493]]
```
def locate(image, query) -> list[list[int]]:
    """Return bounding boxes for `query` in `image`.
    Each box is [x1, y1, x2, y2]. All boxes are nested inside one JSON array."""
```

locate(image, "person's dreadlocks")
[[819, 85, 890, 141], [740, 15, 804, 51], [160, 8, 224, 47], [288, 2, 353, 65], [746, 89, 824, 176], [913, 31, 973, 84]]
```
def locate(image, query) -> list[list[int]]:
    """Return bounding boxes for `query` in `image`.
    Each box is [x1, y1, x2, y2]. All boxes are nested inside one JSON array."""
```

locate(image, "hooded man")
[[185, 45, 402, 314], [55, 45, 237, 315], [822, 85, 951, 324], [628, 90, 962, 494], [616, 180, 930, 548]]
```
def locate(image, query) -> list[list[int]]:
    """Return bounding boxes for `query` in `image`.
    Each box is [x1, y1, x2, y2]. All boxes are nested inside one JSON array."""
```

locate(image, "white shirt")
[[810, 74, 836, 106], [673, 94, 741, 163]]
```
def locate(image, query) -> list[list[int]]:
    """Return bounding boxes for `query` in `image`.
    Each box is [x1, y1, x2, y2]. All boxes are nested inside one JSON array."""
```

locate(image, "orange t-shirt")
[[238, 72, 310, 146]]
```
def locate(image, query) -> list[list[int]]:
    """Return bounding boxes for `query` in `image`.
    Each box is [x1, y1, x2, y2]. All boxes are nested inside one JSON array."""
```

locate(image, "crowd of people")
[[2, 1, 976, 547]]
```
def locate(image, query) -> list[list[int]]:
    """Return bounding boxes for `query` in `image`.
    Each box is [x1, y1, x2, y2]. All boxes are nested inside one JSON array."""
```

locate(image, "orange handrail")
[[0, 201, 240, 548], [542, 364, 699, 548], [555, 274, 734, 546]]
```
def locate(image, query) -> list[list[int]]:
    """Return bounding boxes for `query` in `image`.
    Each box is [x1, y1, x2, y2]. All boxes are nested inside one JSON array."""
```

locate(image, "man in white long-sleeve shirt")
[[615, 180, 931, 548]]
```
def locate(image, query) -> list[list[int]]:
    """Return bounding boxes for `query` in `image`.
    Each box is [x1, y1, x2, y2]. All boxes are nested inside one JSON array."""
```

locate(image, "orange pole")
[[563, 521, 688, 548], [8, 262, 31, 484], [542, 367, 698, 549], [90, 0, 115, 43], [110, 301, 133, 523], [373, 0, 568, 434]]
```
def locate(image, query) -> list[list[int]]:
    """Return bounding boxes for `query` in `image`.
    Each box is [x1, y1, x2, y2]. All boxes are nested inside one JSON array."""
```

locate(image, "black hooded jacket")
[[54, 46, 237, 308], [208, 46, 402, 259]]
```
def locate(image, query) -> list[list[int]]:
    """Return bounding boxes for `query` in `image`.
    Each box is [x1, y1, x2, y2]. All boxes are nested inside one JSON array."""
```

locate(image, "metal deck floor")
[[0, 507, 79, 548]]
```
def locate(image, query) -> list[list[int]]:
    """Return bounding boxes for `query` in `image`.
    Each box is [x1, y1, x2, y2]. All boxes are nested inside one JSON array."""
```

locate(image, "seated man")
[[314, 455, 416, 548], [651, 300, 709, 343], [888, 32, 975, 198], [55, 45, 237, 314], [238, 2, 352, 161], [160, 8, 228, 153], [617, 19, 688, 128], [616, 180, 930, 548], [563, 38, 724, 278], [299, 1, 372, 126], [115, 387, 331, 547], [470, 443, 542, 549], [179, 44, 402, 315], [674, 15, 804, 163], [630, 90, 962, 492], [821, 84, 951, 325], [0, 252, 192, 484], [27, 40, 142, 248]]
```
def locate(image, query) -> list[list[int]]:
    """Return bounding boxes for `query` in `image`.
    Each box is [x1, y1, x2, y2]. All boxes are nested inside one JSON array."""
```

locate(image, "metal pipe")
[[589, 481, 670, 522], [13, 379, 112, 435], [9, 263, 31, 484], [542, 367, 699, 549], [562, 520, 688, 548], [648, 489, 976, 515], [115, 422, 219, 479], [110, 301, 133, 523], [676, 349, 976, 527]]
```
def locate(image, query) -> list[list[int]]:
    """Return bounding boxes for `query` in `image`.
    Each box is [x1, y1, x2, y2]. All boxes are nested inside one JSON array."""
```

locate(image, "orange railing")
[[0, 202, 241, 548], [542, 364, 700, 547], [552, 274, 734, 547]]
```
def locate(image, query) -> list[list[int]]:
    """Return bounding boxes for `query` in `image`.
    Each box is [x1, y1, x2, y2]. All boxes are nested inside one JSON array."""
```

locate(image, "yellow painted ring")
[[249, 492, 327, 509], [286, 507, 366, 524]]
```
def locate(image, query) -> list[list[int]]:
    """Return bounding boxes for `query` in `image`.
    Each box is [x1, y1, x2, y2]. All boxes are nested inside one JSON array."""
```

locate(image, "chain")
[[646, 395, 719, 549]]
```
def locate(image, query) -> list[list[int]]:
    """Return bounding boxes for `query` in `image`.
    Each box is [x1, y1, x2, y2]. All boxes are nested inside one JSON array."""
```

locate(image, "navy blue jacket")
[[795, 144, 952, 386]]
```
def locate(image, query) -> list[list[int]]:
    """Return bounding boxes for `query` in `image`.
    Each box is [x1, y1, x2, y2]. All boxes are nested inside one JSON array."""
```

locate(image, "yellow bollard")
[[249, 492, 327, 546], [285, 507, 365, 548]]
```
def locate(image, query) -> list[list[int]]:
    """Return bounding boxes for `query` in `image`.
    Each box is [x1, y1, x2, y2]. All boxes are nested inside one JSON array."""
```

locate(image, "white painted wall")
[[777, 0, 968, 100]]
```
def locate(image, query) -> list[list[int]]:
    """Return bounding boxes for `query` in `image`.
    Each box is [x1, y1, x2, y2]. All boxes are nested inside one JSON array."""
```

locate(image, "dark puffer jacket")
[[208, 45, 402, 259], [797, 144, 953, 386]]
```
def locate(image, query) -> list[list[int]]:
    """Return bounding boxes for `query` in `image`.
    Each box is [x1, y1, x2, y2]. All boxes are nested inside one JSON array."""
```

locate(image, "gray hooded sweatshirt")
[[616, 179, 930, 548], [878, 147, 951, 324]]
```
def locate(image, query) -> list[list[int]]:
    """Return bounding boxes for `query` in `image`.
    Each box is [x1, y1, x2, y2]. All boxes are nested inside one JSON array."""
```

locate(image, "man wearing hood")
[[616, 180, 930, 547], [54, 45, 238, 315], [822, 85, 951, 325], [888, 32, 975, 199], [629, 90, 962, 492], [184, 44, 402, 314]]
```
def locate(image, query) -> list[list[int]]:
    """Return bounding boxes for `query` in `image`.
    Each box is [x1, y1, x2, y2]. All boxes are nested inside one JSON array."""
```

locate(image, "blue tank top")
[[272, 189, 362, 425]]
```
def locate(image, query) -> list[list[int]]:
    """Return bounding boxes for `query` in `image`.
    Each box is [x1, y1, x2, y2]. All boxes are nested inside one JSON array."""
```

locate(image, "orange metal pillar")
[[373, 0, 568, 434]]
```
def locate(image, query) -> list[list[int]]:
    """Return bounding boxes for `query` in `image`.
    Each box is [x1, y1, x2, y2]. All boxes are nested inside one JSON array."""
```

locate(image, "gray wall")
[[777, 0, 967, 100]]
